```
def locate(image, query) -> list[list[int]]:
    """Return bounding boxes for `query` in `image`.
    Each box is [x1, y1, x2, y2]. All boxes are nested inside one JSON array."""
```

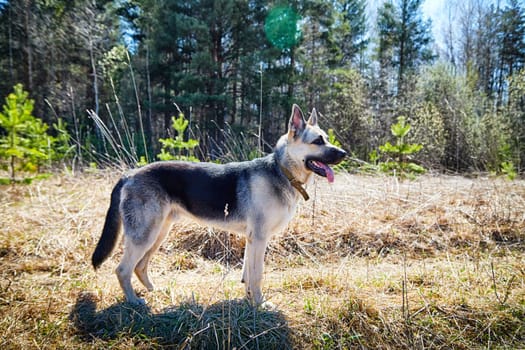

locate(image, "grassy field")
[[0, 170, 524, 349]]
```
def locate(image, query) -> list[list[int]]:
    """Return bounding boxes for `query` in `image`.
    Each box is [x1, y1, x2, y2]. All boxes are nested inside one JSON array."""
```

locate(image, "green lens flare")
[[264, 6, 301, 50]]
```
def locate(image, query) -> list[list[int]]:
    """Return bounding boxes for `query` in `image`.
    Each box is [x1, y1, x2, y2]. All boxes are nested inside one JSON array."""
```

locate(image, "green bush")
[[500, 161, 517, 180], [376, 116, 425, 179], [407, 102, 446, 167], [0, 84, 70, 182], [156, 113, 199, 162]]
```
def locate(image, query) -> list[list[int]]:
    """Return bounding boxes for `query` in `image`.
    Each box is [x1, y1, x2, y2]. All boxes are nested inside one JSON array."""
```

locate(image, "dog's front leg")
[[241, 243, 248, 284], [243, 231, 269, 305]]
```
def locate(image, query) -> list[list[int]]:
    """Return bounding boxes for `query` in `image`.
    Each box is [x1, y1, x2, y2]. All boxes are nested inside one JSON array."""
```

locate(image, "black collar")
[[279, 165, 310, 201]]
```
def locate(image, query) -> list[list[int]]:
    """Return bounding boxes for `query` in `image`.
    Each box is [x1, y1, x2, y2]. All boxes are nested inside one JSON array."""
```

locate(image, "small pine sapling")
[[157, 113, 199, 162], [377, 116, 425, 179], [0, 85, 49, 182]]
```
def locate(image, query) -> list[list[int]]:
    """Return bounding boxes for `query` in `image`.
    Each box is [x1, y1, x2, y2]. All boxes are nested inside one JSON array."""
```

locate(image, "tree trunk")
[[24, 0, 33, 91], [8, 4, 14, 83], [89, 38, 99, 116], [146, 42, 153, 154]]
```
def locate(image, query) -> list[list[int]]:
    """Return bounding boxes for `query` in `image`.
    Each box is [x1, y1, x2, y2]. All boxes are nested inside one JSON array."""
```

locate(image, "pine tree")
[[331, 0, 368, 70], [0, 84, 50, 181], [298, 0, 336, 107], [376, 0, 434, 98], [497, 0, 525, 101]]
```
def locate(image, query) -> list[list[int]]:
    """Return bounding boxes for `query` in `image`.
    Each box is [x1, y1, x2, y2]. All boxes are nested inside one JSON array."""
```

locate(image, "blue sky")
[[422, 0, 446, 48], [422, 0, 507, 50], [422, 0, 444, 22]]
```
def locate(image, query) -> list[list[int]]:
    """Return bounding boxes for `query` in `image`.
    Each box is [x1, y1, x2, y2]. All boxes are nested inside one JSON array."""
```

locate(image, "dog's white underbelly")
[[170, 203, 247, 234]]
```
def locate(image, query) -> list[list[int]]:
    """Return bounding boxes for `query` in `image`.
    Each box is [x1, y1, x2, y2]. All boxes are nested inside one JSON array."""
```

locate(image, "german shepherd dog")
[[92, 104, 346, 305]]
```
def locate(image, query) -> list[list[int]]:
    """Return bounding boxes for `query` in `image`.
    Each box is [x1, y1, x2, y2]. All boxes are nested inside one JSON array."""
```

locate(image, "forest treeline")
[[0, 0, 524, 173]]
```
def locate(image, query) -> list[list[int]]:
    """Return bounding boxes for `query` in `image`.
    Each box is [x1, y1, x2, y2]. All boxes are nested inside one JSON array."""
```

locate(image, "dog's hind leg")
[[134, 217, 173, 291], [116, 214, 166, 304], [116, 237, 150, 304]]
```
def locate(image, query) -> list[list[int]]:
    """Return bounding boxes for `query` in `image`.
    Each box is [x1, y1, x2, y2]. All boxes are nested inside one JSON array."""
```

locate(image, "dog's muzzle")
[[306, 148, 347, 183]]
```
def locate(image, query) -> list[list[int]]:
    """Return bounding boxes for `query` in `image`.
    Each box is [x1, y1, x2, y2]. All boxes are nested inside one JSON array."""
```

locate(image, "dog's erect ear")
[[288, 104, 306, 137], [307, 108, 318, 126]]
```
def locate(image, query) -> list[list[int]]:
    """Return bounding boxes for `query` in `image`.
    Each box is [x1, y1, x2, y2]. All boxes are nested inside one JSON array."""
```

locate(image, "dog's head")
[[286, 104, 347, 183]]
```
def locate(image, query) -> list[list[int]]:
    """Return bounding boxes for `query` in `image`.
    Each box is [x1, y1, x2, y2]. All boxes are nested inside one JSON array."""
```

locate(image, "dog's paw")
[[127, 297, 147, 306], [245, 290, 266, 308], [260, 300, 277, 311]]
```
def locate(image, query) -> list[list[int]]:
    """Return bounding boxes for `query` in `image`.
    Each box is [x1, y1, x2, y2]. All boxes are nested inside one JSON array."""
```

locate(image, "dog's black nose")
[[338, 148, 347, 159], [328, 147, 347, 164]]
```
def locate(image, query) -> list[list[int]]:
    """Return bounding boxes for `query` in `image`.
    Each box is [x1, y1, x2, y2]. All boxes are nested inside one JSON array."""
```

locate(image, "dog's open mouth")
[[306, 160, 335, 183]]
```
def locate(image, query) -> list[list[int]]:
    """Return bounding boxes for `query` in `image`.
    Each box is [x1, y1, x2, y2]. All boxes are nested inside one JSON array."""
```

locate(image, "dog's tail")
[[91, 177, 126, 269]]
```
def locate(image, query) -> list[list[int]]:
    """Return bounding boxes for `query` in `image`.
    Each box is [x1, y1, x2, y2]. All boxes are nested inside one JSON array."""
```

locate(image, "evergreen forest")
[[1, 0, 524, 173]]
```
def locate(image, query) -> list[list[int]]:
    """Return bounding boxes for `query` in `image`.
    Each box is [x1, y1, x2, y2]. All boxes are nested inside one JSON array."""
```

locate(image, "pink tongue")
[[316, 161, 335, 183]]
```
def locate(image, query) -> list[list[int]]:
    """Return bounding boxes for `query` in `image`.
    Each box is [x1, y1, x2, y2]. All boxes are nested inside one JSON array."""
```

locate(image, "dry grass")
[[0, 170, 524, 349]]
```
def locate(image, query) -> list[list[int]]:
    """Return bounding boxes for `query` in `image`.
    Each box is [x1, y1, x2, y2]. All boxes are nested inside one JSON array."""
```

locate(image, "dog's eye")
[[311, 137, 325, 145]]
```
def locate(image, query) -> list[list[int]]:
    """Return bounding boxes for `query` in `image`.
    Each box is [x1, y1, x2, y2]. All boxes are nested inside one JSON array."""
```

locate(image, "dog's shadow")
[[70, 292, 292, 349]]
